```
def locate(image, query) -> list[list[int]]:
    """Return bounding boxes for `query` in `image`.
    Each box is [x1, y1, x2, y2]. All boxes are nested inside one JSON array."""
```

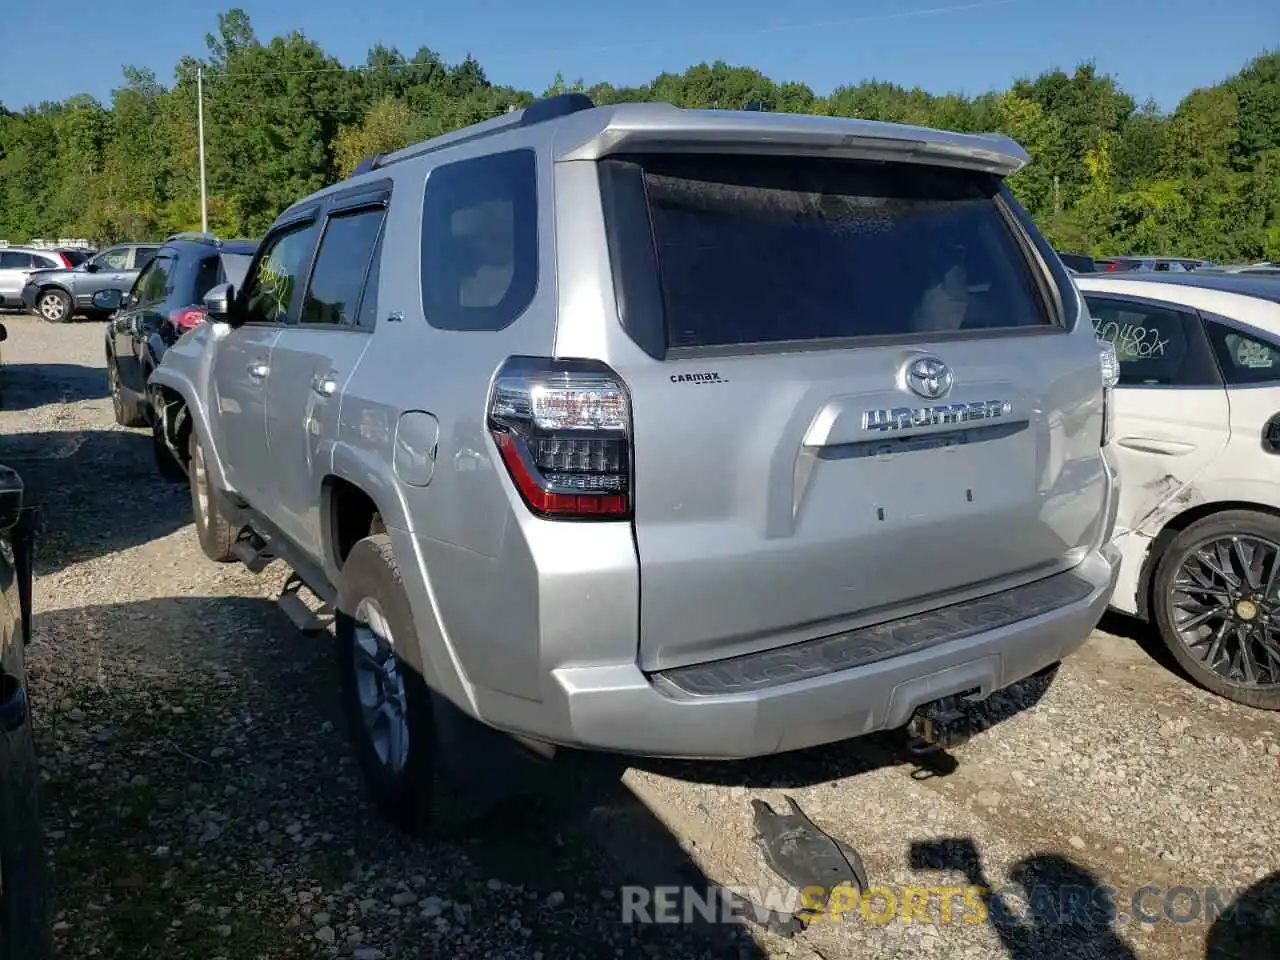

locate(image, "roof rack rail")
[[348, 93, 596, 179], [165, 230, 219, 244]]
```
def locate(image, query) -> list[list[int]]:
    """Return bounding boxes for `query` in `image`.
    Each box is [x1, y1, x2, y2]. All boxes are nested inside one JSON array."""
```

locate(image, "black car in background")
[[0, 465, 49, 960], [96, 233, 257, 481]]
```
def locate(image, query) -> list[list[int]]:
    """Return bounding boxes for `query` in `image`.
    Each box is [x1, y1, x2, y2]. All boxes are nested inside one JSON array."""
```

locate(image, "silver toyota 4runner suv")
[[150, 94, 1122, 832]]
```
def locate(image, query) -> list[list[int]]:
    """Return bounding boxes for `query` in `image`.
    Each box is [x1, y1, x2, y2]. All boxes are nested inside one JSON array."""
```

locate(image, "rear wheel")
[[335, 534, 436, 836], [1152, 510, 1280, 710], [187, 429, 236, 563], [35, 290, 70, 324], [107, 360, 147, 428]]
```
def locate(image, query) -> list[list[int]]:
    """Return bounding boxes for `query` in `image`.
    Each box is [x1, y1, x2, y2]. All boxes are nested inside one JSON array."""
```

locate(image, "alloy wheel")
[[1170, 535, 1280, 687], [191, 440, 209, 525], [39, 293, 65, 322], [352, 597, 410, 775], [108, 364, 124, 421]]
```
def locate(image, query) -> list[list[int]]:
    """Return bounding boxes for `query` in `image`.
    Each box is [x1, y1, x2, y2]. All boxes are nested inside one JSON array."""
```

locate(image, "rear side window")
[[421, 149, 538, 331], [302, 207, 386, 326], [1085, 296, 1218, 387], [61, 250, 89, 267], [194, 255, 223, 302], [139, 256, 175, 306], [600, 153, 1052, 353], [1205, 320, 1280, 385], [133, 246, 159, 269]]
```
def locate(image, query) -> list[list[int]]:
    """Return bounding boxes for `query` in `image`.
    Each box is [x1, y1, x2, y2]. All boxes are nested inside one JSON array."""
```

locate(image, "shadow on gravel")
[[0, 429, 188, 576], [909, 837, 1139, 959], [633, 665, 1059, 790], [1097, 610, 1186, 675], [0, 362, 109, 412], [29, 596, 764, 960], [1205, 869, 1280, 960]]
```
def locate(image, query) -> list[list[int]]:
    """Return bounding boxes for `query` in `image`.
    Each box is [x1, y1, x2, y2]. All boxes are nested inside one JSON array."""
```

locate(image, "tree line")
[[1, 8, 1277, 262]]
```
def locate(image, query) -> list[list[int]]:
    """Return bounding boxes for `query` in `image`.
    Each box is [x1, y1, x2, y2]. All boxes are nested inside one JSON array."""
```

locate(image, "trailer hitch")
[[905, 691, 985, 755]]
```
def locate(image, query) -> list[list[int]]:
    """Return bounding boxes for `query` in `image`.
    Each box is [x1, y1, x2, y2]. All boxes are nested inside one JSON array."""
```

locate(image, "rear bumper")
[[488, 543, 1119, 760], [19, 284, 38, 311]]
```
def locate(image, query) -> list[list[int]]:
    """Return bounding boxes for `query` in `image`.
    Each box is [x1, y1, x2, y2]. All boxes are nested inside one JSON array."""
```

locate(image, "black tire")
[[34, 289, 71, 324], [187, 429, 237, 563], [1152, 510, 1280, 710], [336, 534, 436, 836], [107, 359, 147, 428], [0, 647, 52, 960], [152, 416, 187, 484]]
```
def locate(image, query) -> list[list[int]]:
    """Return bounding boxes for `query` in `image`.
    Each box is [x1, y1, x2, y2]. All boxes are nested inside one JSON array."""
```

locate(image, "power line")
[[199, 0, 1023, 81]]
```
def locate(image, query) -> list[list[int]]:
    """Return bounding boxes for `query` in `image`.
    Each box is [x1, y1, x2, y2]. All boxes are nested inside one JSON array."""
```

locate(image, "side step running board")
[[232, 530, 276, 574], [278, 572, 334, 635]]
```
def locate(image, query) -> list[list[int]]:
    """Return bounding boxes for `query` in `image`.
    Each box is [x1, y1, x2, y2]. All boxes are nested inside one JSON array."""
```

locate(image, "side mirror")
[[0, 322, 7, 343], [0, 466, 23, 533], [84, 262, 101, 274], [203, 283, 238, 325], [92, 289, 123, 311]]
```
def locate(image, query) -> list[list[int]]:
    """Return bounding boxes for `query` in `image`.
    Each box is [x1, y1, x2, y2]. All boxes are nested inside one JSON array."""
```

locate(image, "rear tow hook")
[[905, 692, 985, 755]]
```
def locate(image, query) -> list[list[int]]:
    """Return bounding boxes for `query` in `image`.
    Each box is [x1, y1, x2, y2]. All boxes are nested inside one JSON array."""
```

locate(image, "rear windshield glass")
[[612, 154, 1051, 350], [61, 249, 90, 267]]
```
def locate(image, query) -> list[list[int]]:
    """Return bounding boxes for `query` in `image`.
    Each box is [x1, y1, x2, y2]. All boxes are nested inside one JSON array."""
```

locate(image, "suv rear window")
[[601, 154, 1052, 352]]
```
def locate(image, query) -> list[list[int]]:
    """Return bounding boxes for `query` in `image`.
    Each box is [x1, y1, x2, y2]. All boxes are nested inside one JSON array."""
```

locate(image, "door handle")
[[1116, 436, 1197, 456], [312, 372, 339, 397], [247, 359, 269, 380]]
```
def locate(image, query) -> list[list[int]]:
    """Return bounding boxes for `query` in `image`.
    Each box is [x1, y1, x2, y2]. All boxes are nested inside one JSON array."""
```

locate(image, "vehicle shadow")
[[908, 836, 1138, 959], [633, 664, 1059, 789], [0, 362, 109, 413], [1096, 610, 1185, 677], [27, 597, 765, 960], [1205, 869, 1280, 960], [0, 429, 188, 576]]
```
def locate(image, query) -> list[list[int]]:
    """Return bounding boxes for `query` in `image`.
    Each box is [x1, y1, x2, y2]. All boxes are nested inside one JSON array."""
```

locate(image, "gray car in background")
[[0, 248, 68, 310], [151, 95, 1123, 833], [20, 242, 159, 322]]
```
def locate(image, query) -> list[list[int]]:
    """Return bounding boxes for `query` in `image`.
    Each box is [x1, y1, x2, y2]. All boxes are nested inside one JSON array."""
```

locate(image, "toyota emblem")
[[905, 356, 954, 400]]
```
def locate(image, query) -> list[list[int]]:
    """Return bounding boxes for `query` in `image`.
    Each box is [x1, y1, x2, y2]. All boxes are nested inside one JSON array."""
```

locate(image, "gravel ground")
[[1, 311, 1278, 960]]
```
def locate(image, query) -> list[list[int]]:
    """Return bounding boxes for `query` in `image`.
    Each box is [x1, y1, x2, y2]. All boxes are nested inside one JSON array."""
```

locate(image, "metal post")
[[197, 67, 208, 233]]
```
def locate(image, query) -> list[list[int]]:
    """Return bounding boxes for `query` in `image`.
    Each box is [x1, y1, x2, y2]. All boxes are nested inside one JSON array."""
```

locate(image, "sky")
[[0, 0, 1275, 113]]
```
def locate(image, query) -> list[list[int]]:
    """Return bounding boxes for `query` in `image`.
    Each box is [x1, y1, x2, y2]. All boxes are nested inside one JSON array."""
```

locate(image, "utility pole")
[[197, 67, 208, 233]]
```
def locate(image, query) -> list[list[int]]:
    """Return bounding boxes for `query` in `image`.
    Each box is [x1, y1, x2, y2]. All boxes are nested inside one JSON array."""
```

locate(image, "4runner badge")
[[670, 371, 727, 384]]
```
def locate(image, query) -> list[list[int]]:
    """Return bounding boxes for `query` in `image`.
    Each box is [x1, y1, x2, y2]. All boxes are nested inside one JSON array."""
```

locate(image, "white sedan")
[[1076, 272, 1280, 710]]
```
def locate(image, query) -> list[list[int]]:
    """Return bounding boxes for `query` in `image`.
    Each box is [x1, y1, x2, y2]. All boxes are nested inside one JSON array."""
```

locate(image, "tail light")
[[487, 357, 632, 520], [56, 252, 72, 268], [169, 307, 207, 331], [1098, 339, 1119, 446]]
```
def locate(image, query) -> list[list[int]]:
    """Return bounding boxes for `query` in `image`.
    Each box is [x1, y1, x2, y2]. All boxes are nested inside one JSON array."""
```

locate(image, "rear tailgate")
[[576, 148, 1110, 673]]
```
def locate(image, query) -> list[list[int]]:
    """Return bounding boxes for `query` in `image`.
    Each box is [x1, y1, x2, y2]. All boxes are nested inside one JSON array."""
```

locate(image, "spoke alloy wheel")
[[1171, 535, 1280, 688], [109, 364, 124, 421], [39, 293, 65, 322], [353, 597, 410, 775], [192, 439, 209, 522]]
